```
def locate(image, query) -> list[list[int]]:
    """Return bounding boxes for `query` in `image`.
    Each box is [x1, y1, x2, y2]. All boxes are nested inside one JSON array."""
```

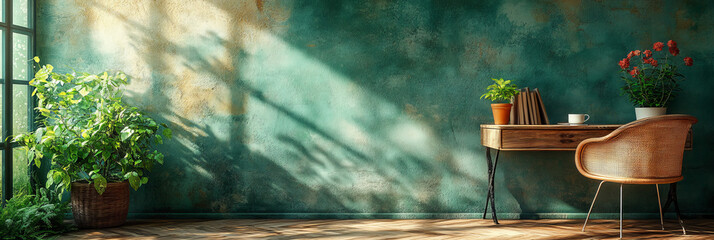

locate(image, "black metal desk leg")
[[490, 149, 500, 224], [482, 147, 500, 224], [483, 148, 493, 219], [663, 183, 686, 234]]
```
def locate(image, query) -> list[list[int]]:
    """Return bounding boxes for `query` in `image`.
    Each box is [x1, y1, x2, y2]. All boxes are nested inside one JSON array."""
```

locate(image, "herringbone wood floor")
[[59, 219, 714, 239]]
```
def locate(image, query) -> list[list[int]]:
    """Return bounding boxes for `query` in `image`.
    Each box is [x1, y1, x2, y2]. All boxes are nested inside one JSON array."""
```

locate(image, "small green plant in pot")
[[480, 78, 519, 125], [13, 58, 172, 228]]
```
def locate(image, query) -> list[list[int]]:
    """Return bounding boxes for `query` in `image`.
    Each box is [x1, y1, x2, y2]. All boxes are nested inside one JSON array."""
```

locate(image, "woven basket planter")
[[71, 181, 130, 228]]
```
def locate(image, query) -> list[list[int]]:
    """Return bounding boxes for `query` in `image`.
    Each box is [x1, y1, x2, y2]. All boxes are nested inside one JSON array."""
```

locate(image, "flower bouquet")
[[618, 40, 693, 119]]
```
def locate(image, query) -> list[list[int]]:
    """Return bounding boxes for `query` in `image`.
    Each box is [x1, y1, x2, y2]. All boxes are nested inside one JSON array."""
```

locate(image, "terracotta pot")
[[635, 107, 667, 120], [491, 103, 512, 125], [71, 181, 130, 228]]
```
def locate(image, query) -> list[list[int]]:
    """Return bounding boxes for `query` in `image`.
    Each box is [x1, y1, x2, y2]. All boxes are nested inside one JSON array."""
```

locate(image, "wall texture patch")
[[37, 0, 714, 218]]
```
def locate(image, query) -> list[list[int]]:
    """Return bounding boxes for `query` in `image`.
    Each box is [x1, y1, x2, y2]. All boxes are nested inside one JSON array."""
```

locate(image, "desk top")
[[480, 124, 692, 151], [481, 124, 621, 130]]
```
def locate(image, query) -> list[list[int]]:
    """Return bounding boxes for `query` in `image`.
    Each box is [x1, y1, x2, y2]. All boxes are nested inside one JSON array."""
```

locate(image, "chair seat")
[[580, 172, 682, 184]]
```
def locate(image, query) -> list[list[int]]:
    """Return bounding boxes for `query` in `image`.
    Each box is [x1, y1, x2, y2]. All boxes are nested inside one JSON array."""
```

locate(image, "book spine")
[[517, 90, 524, 125], [531, 92, 541, 125], [524, 88, 532, 125], [534, 88, 550, 125], [510, 96, 516, 124]]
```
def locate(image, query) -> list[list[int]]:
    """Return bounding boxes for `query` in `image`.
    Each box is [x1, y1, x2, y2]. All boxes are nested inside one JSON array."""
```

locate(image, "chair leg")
[[620, 183, 622, 239], [582, 180, 605, 232], [656, 184, 664, 230]]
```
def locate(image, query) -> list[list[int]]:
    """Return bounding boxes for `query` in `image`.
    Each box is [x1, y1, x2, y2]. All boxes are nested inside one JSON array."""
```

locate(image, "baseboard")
[[118, 212, 714, 219]]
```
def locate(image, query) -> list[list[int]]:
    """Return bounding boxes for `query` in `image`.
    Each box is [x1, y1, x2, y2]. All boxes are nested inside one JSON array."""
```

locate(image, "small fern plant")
[[0, 186, 74, 239]]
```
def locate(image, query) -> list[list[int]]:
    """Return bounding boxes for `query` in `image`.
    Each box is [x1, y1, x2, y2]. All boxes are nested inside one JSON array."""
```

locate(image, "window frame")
[[1, 0, 36, 202]]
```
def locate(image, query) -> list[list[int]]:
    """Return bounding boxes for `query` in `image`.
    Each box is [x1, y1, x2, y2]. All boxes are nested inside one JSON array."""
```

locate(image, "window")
[[1, 0, 35, 202]]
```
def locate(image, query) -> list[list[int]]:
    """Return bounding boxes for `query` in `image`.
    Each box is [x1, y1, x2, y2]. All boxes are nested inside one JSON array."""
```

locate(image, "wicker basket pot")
[[71, 181, 130, 228]]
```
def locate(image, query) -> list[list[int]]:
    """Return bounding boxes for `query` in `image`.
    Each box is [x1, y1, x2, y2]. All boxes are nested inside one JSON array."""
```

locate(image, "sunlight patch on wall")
[[191, 165, 215, 181], [82, 0, 238, 120], [240, 26, 454, 209], [79, 0, 152, 94], [387, 122, 438, 160]]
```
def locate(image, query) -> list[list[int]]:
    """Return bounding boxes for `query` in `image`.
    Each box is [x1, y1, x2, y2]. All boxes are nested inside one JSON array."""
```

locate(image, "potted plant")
[[13, 58, 172, 228], [0, 186, 74, 238], [480, 78, 519, 125], [618, 40, 694, 119]]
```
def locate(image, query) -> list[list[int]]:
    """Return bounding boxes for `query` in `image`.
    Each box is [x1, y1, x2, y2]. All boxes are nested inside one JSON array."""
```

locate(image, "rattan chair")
[[575, 114, 697, 238]]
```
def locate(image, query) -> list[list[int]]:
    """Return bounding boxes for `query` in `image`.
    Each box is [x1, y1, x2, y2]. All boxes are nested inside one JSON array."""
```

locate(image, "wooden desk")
[[479, 124, 692, 224]]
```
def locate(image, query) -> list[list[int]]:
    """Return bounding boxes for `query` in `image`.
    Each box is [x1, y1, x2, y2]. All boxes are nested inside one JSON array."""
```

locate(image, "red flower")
[[629, 67, 640, 77], [627, 51, 635, 59], [669, 46, 680, 56], [643, 57, 652, 64], [650, 59, 658, 67], [684, 57, 693, 66], [667, 40, 677, 48], [618, 58, 630, 70], [653, 42, 664, 51], [643, 50, 652, 58], [633, 50, 641, 56]]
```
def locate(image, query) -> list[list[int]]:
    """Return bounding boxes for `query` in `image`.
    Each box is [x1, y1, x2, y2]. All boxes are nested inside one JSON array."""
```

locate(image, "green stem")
[[58, 115, 82, 139]]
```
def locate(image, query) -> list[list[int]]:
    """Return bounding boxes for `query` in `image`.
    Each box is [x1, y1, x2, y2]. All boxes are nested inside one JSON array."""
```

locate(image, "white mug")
[[568, 114, 590, 124]]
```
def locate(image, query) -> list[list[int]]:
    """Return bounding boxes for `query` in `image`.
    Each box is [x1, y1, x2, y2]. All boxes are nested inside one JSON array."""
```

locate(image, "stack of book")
[[509, 88, 549, 125]]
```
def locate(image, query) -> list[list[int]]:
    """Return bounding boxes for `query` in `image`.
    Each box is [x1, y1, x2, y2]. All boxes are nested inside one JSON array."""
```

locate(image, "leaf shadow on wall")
[[243, 0, 598, 214], [261, 0, 711, 214], [76, 0, 516, 215], [76, 0, 353, 214]]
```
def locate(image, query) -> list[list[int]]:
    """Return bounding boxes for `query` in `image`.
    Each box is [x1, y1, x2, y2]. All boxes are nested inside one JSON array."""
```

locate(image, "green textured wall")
[[36, 0, 714, 218]]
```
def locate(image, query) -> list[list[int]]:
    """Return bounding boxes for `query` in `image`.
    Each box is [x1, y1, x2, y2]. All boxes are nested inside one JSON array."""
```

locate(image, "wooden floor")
[[60, 219, 714, 239]]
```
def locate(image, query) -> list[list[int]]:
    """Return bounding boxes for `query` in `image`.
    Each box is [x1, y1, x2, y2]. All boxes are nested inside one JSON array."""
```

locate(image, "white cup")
[[568, 114, 590, 124]]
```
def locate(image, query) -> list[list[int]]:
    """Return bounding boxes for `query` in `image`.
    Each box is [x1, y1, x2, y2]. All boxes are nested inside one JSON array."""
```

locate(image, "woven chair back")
[[576, 115, 697, 184]]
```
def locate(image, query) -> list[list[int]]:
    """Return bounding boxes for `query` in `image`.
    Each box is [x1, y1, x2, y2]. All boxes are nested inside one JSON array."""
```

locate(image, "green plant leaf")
[[127, 172, 141, 191], [162, 128, 172, 139], [62, 171, 71, 188], [46, 171, 55, 188], [93, 175, 107, 195], [79, 87, 90, 96], [120, 127, 134, 141], [31, 151, 40, 168], [156, 152, 164, 165]]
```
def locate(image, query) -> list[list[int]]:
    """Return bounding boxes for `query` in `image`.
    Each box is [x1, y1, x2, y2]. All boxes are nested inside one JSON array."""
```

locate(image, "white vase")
[[635, 107, 667, 120]]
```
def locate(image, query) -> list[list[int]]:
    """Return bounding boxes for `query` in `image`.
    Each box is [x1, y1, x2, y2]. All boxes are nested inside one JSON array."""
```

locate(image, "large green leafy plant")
[[14, 59, 171, 195], [480, 78, 519, 103]]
